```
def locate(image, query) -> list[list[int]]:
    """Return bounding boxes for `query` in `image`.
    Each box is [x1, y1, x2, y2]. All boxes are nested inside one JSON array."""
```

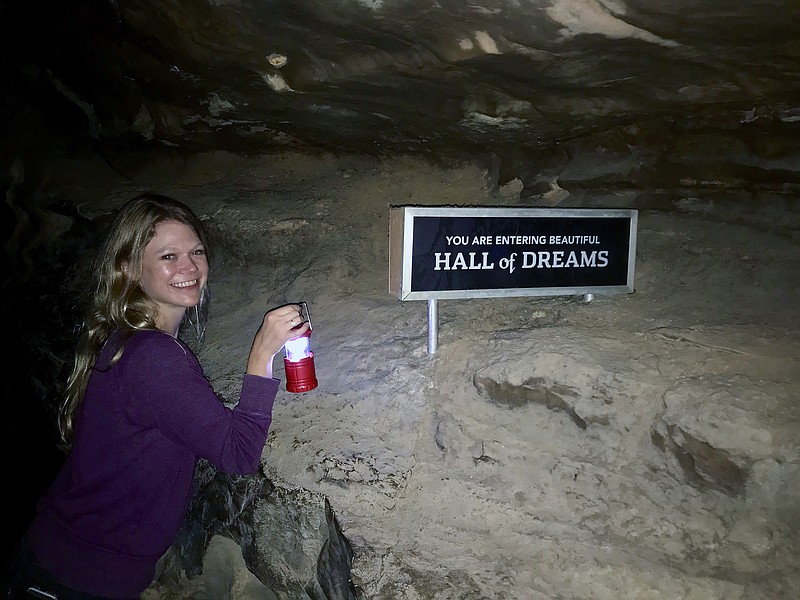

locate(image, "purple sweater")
[[28, 329, 279, 598]]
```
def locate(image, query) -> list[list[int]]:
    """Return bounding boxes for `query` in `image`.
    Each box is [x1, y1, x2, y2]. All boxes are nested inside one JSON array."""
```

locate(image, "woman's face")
[[139, 219, 209, 326]]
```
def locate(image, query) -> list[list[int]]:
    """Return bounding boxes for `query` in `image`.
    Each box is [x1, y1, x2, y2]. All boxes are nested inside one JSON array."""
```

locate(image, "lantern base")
[[284, 354, 318, 393]]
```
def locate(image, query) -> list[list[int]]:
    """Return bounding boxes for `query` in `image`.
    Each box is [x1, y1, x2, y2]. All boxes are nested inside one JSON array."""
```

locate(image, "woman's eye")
[[161, 253, 176, 260], [192, 249, 206, 256]]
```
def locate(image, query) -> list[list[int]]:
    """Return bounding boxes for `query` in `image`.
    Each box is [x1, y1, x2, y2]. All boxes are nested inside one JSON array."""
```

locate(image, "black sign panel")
[[389, 207, 637, 300]]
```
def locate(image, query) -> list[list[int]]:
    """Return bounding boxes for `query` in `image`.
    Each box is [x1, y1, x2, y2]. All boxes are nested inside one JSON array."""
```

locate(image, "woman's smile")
[[172, 279, 198, 288]]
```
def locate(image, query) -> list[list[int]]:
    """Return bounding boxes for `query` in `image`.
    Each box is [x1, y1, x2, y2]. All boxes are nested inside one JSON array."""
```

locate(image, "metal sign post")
[[427, 298, 438, 355]]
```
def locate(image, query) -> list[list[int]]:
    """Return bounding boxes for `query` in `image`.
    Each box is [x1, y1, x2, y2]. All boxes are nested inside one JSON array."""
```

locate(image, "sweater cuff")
[[238, 373, 280, 414]]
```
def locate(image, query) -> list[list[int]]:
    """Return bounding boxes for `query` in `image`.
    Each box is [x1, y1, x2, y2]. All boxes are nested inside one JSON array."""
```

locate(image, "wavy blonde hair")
[[59, 193, 211, 445]]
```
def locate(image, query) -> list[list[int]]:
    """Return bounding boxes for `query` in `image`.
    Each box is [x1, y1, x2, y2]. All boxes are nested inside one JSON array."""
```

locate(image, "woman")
[[2, 193, 309, 599]]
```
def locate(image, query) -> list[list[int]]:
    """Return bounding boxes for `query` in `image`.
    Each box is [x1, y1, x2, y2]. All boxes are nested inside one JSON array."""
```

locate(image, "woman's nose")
[[179, 254, 199, 272]]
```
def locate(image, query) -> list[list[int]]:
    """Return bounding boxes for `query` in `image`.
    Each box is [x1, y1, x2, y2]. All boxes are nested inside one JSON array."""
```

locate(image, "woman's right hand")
[[246, 304, 310, 378]]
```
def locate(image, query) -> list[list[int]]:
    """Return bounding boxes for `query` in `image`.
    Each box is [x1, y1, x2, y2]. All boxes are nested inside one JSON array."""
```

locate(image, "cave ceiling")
[[2, 1, 799, 190]]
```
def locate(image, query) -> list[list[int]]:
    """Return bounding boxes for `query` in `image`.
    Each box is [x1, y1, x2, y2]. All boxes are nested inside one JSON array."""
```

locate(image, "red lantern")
[[284, 303, 318, 393]]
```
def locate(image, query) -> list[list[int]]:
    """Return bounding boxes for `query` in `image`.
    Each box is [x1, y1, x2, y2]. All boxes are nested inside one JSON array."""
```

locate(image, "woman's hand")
[[247, 304, 310, 378]]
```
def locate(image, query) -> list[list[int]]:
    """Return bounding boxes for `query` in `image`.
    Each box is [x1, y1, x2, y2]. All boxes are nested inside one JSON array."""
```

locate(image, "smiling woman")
[[136, 220, 210, 336], [0, 193, 309, 600]]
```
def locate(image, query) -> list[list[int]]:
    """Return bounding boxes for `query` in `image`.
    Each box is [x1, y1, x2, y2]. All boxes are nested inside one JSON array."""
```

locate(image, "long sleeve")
[[121, 331, 278, 474]]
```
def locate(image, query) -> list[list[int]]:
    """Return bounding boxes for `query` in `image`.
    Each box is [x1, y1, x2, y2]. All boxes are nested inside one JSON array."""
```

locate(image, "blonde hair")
[[59, 193, 211, 445]]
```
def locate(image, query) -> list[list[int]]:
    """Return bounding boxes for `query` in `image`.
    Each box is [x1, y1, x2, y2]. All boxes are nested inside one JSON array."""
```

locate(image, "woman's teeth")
[[173, 279, 197, 288]]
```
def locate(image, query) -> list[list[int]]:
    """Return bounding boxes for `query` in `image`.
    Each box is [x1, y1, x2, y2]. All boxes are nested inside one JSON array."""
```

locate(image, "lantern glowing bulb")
[[284, 310, 318, 393]]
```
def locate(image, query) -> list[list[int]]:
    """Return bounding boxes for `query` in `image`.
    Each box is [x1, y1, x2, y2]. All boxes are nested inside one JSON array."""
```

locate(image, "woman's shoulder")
[[128, 329, 190, 354], [108, 328, 193, 365]]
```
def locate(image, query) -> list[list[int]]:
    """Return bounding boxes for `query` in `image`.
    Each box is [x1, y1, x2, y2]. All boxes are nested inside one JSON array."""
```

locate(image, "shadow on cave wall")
[[1, 159, 100, 563]]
